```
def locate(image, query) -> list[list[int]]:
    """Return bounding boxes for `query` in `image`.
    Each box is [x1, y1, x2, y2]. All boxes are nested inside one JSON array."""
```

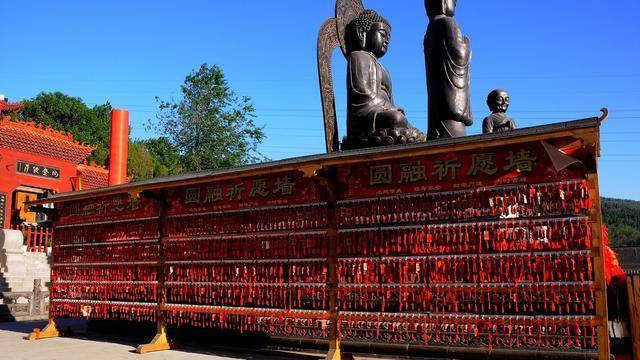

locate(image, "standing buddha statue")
[[424, 0, 473, 140]]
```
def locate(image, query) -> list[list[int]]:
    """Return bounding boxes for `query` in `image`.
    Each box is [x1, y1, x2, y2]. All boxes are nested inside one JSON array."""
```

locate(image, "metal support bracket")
[[27, 319, 60, 340], [136, 325, 174, 354]]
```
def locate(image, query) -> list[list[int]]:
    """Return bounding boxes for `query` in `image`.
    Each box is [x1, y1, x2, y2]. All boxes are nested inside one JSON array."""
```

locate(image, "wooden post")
[[36, 226, 42, 252], [586, 173, 611, 360], [311, 168, 341, 360], [28, 218, 60, 340], [628, 275, 640, 360], [136, 191, 173, 354], [26, 226, 32, 252], [39, 227, 44, 252], [326, 223, 341, 360], [47, 227, 53, 251]]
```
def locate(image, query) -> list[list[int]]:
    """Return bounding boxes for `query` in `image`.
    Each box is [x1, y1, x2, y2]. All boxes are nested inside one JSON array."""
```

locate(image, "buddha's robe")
[[483, 113, 517, 134], [346, 50, 404, 136], [424, 16, 473, 139]]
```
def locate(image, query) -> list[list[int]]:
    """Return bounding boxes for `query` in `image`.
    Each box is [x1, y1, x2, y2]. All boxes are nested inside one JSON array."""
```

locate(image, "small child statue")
[[482, 89, 517, 134]]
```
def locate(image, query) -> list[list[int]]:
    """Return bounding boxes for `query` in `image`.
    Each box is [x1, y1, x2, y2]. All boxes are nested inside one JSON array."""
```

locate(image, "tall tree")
[[153, 64, 267, 172], [127, 141, 154, 181], [141, 137, 184, 177]]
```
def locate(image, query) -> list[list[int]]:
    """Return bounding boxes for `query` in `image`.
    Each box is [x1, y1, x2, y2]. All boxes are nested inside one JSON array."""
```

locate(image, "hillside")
[[602, 197, 640, 247]]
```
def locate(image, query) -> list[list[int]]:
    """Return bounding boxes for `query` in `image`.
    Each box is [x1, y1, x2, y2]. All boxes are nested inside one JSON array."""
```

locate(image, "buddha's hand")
[[460, 116, 473, 126]]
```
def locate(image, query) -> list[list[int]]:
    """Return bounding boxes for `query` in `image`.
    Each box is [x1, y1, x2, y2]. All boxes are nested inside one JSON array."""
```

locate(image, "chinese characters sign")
[[58, 195, 157, 225], [345, 141, 583, 198], [58, 172, 322, 221], [17, 161, 60, 180], [168, 171, 322, 215], [370, 150, 535, 185], [0, 193, 6, 227]]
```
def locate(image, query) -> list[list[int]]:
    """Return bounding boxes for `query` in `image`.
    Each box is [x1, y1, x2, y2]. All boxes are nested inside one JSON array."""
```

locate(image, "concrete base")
[[0, 229, 26, 273], [1, 229, 50, 293]]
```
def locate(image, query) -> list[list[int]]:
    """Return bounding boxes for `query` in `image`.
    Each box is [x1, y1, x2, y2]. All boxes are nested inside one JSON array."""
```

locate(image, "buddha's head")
[[487, 89, 510, 113], [346, 9, 392, 58], [425, 0, 457, 19]]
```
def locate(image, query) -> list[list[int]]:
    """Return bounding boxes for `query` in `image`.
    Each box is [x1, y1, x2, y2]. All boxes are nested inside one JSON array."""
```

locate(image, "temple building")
[[0, 95, 126, 230]]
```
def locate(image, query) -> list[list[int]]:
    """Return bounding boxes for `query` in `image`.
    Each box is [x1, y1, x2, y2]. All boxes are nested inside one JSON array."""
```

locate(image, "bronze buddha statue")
[[483, 89, 517, 134], [424, 0, 473, 140], [342, 10, 425, 150]]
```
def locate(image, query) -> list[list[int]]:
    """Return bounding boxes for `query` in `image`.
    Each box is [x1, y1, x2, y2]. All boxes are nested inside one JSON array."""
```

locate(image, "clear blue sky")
[[2, 1, 639, 200]]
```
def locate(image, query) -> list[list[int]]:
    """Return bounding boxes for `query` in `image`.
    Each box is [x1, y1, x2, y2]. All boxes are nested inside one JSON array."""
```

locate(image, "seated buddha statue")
[[342, 9, 426, 150]]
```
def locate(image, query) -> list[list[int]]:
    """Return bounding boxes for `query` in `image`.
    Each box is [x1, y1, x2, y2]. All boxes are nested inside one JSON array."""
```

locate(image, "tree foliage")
[[140, 137, 184, 177], [602, 197, 640, 247], [127, 141, 155, 181], [14, 64, 267, 182], [16, 92, 160, 181], [152, 63, 267, 172], [17, 92, 112, 165]]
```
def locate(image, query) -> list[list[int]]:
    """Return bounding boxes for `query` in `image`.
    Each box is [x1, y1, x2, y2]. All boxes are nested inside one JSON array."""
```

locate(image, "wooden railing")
[[11, 224, 52, 252]]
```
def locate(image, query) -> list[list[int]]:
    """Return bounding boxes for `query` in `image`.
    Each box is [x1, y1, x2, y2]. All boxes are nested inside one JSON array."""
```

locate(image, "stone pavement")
[[0, 320, 327, 360], [1, 320, 427, 360]]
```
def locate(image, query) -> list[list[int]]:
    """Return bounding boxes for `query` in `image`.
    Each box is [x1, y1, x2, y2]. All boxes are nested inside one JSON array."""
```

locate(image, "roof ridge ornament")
[[598, 108, 609, 123]]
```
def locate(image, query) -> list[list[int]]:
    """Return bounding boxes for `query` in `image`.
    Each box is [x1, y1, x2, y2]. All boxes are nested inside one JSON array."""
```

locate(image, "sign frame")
[[0, 192, 6, 228], [16, 161, 61, 180]]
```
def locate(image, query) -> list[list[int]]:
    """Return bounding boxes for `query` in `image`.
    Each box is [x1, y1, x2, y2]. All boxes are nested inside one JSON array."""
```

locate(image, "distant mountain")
[[602, 197, 640, 247]]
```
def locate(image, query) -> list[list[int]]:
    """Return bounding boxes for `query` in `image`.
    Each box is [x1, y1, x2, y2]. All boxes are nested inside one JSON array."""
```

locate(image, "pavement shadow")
[[162, 344, 325, 360], [0, 320, 46, 334], [3, 319, 324, 359], [86, 320, 324, 359], [0, 318, 86, 335]]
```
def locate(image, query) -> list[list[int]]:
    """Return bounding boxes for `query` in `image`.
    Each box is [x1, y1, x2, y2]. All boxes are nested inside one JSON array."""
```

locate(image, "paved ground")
[[0, 320, 328, 360], [1, 320, 443, 360]]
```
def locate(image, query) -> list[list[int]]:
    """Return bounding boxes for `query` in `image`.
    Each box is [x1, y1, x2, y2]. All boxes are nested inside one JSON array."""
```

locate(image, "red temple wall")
[[0, 146, 78, 228]]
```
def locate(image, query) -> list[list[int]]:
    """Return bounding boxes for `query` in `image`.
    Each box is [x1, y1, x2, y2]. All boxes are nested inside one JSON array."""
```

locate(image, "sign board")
[[0, 193, 6, 227], [16, 161, 61, 180]]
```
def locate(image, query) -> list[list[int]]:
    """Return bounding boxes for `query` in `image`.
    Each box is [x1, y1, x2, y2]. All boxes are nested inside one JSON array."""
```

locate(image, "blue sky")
[[2, 1, 639, 200]]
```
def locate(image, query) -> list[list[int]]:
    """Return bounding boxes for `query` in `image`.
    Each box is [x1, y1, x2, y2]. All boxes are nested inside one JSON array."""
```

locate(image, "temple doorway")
[[10, 185, 54, 227]]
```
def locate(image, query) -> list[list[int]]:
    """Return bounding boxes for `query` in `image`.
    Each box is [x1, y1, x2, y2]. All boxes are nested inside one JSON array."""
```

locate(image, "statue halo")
[[335, 0, 365, 58]]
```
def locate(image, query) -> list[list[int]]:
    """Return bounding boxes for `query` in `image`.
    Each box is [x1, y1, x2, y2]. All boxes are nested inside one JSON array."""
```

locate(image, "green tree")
[[16, 91, 172, 181], [17, 92, 112, 165], [127, 141, 155, 181], [152, 63, 267, 172], [141, 137, 184, 177], [602, 197, 640, 247]]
